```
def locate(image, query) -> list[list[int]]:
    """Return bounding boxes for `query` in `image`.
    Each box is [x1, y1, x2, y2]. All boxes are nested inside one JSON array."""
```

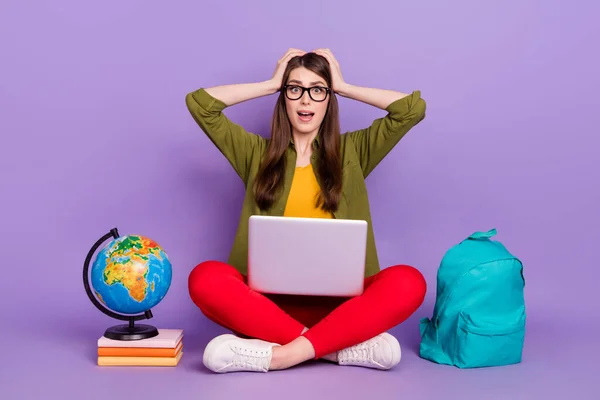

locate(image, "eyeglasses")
[[283, 85, 330, 102]]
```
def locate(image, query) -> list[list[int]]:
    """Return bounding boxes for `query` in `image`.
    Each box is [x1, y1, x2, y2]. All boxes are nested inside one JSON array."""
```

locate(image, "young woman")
[[186, 48, 427, 373]]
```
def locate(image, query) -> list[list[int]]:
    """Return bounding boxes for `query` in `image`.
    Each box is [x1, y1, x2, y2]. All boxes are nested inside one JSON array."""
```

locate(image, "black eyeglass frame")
[[282, 85, 331, 102]]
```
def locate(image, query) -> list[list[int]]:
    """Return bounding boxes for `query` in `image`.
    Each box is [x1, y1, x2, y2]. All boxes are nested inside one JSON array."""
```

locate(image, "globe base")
[[103, 323, 159, 341]]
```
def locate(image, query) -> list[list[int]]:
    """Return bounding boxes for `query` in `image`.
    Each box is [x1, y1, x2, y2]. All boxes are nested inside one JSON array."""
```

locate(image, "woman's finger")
[[314, 49, 330, 61], [316, 49, 338, 71], [279, 48, 302, 63], [281, 51, 303, 66], [324, 49, 340, 68]]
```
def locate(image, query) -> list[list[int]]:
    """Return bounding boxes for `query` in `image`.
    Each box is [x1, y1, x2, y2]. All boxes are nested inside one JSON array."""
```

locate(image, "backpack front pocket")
[[454, 310, 526, 368]]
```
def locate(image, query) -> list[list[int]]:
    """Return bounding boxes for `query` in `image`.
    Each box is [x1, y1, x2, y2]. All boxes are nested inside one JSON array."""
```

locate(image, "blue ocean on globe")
[[90, 235, 172, 315]]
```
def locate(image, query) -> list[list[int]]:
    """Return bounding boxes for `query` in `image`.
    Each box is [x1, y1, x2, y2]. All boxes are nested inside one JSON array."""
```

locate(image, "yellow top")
[[283, 164, 333, 219]]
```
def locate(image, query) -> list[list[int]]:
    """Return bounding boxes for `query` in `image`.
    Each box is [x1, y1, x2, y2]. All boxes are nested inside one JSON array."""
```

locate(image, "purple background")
[[1, 0, 599, 398]]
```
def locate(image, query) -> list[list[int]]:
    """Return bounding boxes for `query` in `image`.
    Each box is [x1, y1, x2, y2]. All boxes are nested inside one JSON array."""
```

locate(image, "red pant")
[[188, 260, 426, 358]]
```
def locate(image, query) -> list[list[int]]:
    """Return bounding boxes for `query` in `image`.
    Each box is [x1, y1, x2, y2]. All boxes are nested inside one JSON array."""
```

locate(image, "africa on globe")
[[90, 234, 172, 315]]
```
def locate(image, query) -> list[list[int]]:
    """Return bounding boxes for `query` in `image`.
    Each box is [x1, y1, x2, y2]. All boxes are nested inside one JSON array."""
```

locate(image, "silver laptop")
[[247, 215, 368, 297]]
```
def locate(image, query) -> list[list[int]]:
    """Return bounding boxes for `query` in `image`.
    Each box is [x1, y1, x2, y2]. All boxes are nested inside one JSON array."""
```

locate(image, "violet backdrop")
[[0, 0, 598, 399]]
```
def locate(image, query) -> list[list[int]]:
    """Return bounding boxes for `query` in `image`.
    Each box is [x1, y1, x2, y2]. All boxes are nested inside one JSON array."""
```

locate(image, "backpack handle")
[[467, 228, 497, 240]]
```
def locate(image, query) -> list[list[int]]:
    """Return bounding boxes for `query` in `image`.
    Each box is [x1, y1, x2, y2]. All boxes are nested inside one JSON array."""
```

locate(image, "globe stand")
[[103, 312, 159, 341], [83, 228, 159, 341]]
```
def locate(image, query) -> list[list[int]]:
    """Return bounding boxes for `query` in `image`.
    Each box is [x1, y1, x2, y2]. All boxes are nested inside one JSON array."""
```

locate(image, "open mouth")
[[297, 111, 315, 122]]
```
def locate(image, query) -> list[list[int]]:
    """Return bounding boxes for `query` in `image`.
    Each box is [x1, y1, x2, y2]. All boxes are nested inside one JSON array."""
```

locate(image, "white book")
[[97, 329, 183, 348]]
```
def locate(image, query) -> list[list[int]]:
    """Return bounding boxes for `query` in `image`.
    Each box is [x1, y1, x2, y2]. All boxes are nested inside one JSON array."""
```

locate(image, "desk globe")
[[83, 228, 172, 340]]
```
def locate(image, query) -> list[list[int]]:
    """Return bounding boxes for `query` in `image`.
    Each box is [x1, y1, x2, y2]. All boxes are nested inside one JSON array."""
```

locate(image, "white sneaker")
[[202, 334, 279, 373], [336, 333, 401, 370]]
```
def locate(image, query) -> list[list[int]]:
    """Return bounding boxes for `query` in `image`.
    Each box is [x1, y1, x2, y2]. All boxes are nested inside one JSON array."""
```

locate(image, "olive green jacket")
[[186, 88, 426, 277]]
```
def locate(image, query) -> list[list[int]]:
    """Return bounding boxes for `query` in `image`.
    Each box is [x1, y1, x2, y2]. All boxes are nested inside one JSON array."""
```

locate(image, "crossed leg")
[[188, 260, 426, 371]]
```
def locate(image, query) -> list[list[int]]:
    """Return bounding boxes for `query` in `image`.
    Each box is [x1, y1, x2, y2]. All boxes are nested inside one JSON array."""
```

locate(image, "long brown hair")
[[253, 53, 342, 213]]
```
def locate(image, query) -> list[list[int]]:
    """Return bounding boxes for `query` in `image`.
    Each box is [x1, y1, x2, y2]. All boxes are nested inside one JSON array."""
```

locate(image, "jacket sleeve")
[[344, 90, 426, 178], [185, 88, 264, 184]]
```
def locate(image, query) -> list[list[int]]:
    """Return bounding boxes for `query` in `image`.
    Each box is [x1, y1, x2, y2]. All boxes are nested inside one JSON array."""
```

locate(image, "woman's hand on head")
[[269, 48, 306, 92], [313, 48, 347, 94]]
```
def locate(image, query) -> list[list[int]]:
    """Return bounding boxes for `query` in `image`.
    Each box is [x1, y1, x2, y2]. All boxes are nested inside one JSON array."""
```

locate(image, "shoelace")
[[230, 345, 271, 371], [339, 340, 378, 364]]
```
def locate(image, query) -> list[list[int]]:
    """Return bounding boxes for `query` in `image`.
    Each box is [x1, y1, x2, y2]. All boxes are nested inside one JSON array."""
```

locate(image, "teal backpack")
[[419, 228, 526, 368]]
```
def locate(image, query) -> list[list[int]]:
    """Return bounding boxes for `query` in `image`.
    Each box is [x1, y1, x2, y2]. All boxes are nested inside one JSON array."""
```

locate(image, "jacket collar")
[[289, 134, 321, 149]]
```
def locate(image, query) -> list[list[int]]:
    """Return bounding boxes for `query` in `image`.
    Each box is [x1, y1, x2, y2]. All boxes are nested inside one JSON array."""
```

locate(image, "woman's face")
[[284, 67, 330, 137]]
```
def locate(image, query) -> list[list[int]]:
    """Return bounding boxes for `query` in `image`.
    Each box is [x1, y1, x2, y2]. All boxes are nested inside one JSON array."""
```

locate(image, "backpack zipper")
[[433, 257, 521, 328], [458, 316, 525, 335]]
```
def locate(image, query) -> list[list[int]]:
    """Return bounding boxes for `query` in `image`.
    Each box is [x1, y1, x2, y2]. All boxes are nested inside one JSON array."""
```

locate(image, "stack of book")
[[97, 329, 183, 366]]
